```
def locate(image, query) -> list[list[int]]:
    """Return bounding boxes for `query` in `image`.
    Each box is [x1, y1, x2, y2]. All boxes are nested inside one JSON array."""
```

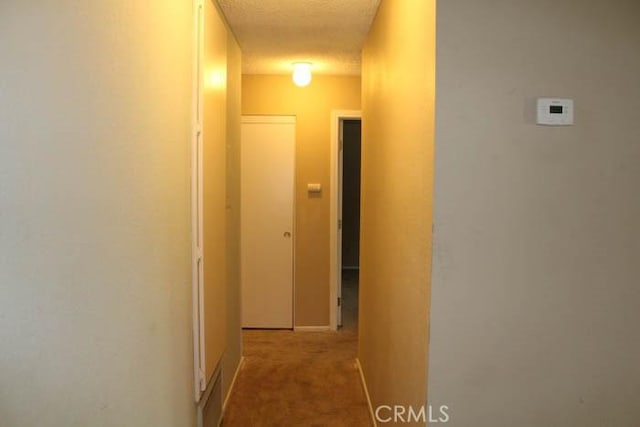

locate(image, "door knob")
[[284, 232, 291, 238]]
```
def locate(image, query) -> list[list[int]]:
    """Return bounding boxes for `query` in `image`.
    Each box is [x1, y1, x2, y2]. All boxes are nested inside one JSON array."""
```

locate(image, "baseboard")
[[222, 356, 245, 412], [199, 364, 223, 427], [356, 358, 377, 427], [293, 326, 331, 332]]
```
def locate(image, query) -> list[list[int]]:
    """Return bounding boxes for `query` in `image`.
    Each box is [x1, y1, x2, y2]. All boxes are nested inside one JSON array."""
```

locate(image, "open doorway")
[[340, 119, 361, 331], [330, 110, 362, 331]]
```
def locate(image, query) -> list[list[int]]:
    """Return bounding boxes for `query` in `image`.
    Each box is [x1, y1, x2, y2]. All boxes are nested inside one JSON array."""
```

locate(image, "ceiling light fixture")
[[292, 62, 312, 87]]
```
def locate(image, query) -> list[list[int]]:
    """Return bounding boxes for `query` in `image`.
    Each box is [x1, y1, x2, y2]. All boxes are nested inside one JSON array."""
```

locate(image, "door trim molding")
[[191, 0, 205, 402], [329, 110, 362, 331]]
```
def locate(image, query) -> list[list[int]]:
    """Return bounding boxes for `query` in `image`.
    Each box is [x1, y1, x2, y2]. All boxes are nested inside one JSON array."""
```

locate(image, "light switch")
[[307, 183, 322, 193]]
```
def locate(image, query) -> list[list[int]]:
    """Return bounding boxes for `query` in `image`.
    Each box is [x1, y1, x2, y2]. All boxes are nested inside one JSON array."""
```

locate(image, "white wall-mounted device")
[[307, 183, 322, 193], [537, 98, 574, 126]]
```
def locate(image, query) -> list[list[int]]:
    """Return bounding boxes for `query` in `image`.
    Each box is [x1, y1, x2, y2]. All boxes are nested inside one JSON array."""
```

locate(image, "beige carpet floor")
[[222, 271, 370, 426]]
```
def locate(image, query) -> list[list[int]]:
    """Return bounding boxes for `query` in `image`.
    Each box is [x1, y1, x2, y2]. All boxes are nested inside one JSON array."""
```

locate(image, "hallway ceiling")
[[217, 0, 381, 76]]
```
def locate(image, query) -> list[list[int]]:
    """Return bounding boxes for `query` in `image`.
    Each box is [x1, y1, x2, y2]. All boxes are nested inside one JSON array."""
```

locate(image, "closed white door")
[[241, 116, 295, 328]]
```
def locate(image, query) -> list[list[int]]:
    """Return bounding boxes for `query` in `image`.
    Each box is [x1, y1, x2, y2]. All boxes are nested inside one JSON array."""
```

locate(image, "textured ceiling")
[[217, 0, 381, 75]]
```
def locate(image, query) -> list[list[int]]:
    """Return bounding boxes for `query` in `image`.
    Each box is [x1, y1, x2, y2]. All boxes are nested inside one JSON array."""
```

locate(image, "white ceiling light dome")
[[292, 62, 313, 87]]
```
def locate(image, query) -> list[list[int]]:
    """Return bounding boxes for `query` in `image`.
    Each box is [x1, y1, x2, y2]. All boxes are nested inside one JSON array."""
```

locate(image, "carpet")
[[221, 327, 371, 426]]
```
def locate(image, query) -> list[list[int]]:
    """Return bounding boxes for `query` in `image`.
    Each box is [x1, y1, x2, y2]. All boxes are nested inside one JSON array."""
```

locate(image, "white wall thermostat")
[[536, 98, 574, 126]]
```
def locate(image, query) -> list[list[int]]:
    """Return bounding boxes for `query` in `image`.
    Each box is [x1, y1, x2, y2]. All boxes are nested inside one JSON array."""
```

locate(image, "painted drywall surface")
[[223, 30, 243, 398], [0, 2, 195, 426], [202, 0, 228, 383], [242, 75, 361, 326], [359, 0, 436, 421], [429, 1, 640, 426]]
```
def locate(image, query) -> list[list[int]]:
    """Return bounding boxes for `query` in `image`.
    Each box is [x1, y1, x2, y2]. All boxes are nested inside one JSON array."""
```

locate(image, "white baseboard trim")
[[293, 326, 332, 332], [222, 356, 245, 412], [356, 358, 377, 427], [199, 362, 222, 427]]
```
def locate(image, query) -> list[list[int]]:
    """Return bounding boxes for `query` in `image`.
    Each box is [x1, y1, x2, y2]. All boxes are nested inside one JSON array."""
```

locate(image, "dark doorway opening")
[[340, 119, 361, 331]]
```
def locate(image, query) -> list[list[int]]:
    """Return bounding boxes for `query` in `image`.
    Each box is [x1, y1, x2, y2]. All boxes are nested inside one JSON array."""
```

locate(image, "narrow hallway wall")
[[202, 0, 229, 382], [0, 2, 196, 426], [223, 22, 243, 400], [358, 0, 436, 423], [199, 0, 243, 409]]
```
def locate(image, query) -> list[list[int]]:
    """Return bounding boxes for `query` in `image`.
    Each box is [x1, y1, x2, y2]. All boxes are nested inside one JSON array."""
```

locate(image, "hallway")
[[222, 330, 369, 426], [222, 271, 367, 426], [0, 2, 438, 425]]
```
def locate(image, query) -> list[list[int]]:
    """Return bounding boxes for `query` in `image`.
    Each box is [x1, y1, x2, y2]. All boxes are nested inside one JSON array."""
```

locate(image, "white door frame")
[[329, 110, 362, 331], [191, 0, 205, 402]]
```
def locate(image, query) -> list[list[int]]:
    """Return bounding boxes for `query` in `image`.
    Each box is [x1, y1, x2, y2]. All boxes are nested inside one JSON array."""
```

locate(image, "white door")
[[241, 116, 295, 328]]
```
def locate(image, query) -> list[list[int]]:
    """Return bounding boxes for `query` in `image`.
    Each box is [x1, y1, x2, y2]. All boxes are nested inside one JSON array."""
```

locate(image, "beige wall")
[[223, 21, 243, 399], [429, 1, 640, 426], [359, 0, 436, 421], [0, 2, 195, 426], [202, 0, 228, 382], [242, 75, 361, 326], [201, 0, 243, 405]]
